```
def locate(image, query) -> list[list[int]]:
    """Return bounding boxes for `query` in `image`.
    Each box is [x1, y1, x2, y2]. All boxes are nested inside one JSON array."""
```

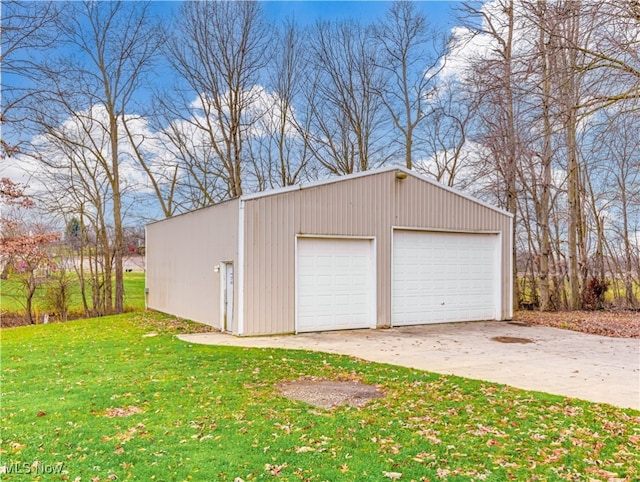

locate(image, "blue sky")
[[260, 1, 458, 27], [148, 1, 459, 29]]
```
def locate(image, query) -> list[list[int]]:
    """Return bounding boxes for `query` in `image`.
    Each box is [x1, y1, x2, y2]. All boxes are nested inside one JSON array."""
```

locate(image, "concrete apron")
[[178, 321, 640, 410]]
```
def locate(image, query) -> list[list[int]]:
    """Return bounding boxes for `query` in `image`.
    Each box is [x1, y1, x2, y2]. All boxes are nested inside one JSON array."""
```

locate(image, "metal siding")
[[146, 200, 239, 328], [241, 170, 512, 335], [242, 174, 394, 335]]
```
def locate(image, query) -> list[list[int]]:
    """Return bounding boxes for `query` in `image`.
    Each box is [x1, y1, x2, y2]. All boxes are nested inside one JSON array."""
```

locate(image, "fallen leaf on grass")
[[585, 467, 621, 479], [295, 446, 315, 453], [265, 463, 288, 476], [102, 406, 143, 418], [436, 468, 451, 478], [383, 471, 402, 479]]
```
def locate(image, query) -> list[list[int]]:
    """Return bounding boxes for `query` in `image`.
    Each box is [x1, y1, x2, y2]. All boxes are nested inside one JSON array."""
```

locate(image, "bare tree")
[[122, 113, 181, 218], [1, 0, 59, 158], [587, 106, 640, 308], [164, 1, 272, 201], [39, 123, 116, 316], [259, 20, 313, 188], [374, 1, 446, 169], [306, 20, 389, 174], [549, 0, 593, 310], [517, 0, 561, 311], [418, 77, 476, 188], [568, 2, 640, 111], [29, 1, 161, 314], [243, 21, 314, 190]]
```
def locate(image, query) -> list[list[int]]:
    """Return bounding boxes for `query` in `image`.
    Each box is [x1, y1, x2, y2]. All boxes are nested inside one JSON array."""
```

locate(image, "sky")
[[260, 1, 458, 27], [145, 1, 460, 31], [2, 0, 471, 223]]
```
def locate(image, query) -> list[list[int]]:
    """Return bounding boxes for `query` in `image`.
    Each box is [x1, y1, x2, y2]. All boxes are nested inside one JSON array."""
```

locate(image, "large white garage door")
[[297, 237, 374, 333], [392, 230, 498, 325]]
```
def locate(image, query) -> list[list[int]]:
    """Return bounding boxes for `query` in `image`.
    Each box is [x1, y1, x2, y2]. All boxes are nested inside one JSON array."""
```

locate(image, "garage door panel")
[[297, 238, 374, 333], [393, 231, 498, 326]]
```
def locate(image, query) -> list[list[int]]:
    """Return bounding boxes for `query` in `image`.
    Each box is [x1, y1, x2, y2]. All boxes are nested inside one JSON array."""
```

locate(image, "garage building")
[[145, 166, 513, 335]]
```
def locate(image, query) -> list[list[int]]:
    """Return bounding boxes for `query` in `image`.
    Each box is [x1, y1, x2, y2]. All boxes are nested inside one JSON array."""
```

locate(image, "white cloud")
[[437, 1, 538, 83], [438, 25, 496, 81], [186, 85, 299, 140], [1, 154, 45, 192], [414, 140, 488, 191]]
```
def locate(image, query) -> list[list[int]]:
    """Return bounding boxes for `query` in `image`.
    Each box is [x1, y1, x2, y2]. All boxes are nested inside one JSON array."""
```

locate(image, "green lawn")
[[0, 272, 145, 318], [1, 313, 638, 481]]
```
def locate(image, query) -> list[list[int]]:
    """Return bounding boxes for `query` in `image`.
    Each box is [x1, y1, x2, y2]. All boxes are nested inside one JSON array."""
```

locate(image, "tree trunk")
[[111, 114, 124, 313], [566, 115, 581, 310], [25, 273, 37, 324], [559, 0, 584, 310], [621, 182, 636, 307], [503, 0, 519, 312], [536, 0, 554, 311]]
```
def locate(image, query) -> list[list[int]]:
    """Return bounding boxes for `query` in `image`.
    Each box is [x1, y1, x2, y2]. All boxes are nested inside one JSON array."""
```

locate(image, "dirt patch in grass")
[[277, 378, 384, 409], [514, 310, 640, 338]]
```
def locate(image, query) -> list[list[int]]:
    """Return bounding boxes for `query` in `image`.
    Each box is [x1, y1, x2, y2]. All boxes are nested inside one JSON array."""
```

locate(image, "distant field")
[[0, 272, 145, 321]]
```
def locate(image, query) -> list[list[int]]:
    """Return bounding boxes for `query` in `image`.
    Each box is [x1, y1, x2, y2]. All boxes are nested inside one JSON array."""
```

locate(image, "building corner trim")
[[144, 225, 148, 311], [236, 199, 246, 335]]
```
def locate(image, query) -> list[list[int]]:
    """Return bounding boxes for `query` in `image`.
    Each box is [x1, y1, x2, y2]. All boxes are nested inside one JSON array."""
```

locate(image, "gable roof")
[[241, 165, 513, 218]]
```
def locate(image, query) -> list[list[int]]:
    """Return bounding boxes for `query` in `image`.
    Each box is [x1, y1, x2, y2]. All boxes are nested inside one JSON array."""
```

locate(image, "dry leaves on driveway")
[[514, 310, 640, 338]]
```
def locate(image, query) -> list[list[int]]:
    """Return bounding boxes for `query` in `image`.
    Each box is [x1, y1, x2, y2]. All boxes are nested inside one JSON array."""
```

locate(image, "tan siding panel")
[[146, 200, 239, 328], [242, 174, 395, 335]]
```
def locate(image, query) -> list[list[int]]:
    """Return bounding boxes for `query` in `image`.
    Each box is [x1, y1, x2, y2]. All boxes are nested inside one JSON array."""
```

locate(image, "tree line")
[[1, 0, 638, 319]]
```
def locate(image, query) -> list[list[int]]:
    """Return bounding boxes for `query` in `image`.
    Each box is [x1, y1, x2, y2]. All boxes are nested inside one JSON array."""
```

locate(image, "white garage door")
[[392, 230, 499, 325], [297, 237, 374, 333]]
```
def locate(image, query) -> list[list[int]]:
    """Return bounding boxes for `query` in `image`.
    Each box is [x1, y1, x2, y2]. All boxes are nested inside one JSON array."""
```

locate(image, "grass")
[[0, 272, 145, 318], [1, 312, 638, 481]]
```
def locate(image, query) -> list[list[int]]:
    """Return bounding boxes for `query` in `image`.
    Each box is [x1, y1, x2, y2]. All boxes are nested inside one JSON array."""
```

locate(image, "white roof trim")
[[240, 165, 513, 218]]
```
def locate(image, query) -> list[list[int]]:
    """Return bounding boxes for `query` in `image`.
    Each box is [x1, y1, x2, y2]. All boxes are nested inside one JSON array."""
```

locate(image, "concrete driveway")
[[178, 321, 640, 410]]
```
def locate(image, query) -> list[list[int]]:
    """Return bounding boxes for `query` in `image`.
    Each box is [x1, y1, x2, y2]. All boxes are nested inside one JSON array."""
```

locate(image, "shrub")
[[581, 276, 610, 310], [43, 271, 73, 321]]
